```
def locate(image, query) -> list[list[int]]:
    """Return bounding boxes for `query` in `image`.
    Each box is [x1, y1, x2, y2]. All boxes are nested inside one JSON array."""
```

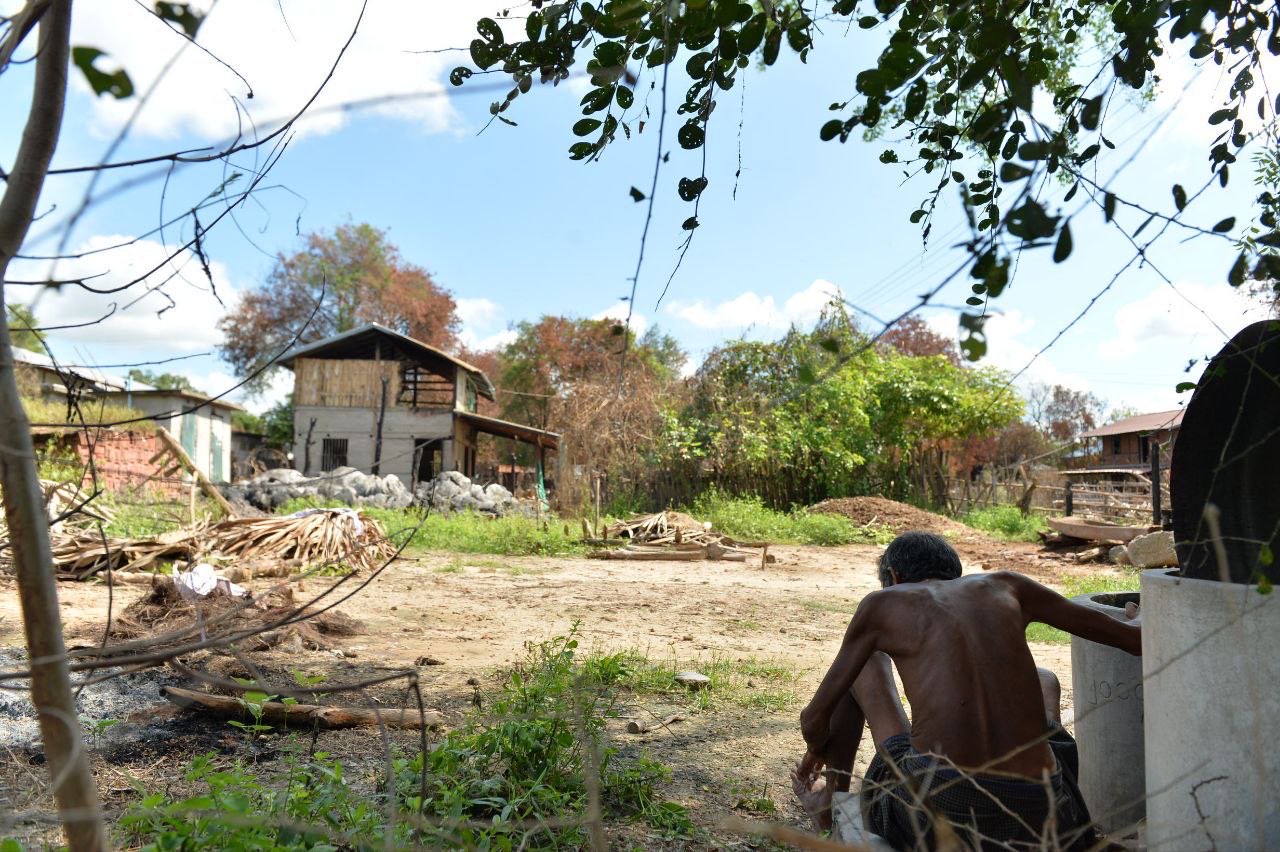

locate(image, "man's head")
[[878, 531, 963, 587]]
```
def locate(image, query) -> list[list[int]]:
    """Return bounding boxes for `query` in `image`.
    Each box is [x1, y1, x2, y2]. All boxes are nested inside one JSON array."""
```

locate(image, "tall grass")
[[687, 489, 893, 545], [276, 497, 586, 556], [962, 505, 1048, 542], [1025, 573, 1140, 644]]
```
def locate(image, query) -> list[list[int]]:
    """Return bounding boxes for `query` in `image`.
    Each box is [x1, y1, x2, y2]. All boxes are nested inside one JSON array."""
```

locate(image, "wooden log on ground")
[[156, 427, 236, 517], [160, 686, 443, 730]]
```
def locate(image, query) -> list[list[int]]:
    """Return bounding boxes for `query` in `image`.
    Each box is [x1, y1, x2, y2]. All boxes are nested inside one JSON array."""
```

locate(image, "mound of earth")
[[809, 496, 971, 536]]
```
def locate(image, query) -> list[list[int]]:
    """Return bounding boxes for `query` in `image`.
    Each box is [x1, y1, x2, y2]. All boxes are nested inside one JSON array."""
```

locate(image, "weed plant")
[[688, 489, 893, 545], [119, 629, 692, 850], [962, 505, 1049, 542]]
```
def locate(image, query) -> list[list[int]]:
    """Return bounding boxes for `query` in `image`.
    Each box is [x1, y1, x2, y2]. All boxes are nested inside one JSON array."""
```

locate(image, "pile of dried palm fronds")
[[591, 511, 775, 563], [49, 508, 396, 579]]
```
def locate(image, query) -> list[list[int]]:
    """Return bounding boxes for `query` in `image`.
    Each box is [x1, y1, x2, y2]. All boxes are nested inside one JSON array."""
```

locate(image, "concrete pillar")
[[1070, 591, 1145, 834], [1141, 568, 1280, 850]]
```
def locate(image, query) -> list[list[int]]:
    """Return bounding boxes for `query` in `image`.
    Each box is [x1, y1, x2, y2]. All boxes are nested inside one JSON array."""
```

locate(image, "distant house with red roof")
[[1078, 408, 1183, 471]]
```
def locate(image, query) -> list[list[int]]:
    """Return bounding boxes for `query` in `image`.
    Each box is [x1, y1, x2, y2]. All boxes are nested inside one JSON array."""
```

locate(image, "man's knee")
[[1037, 667, 1061, 720]]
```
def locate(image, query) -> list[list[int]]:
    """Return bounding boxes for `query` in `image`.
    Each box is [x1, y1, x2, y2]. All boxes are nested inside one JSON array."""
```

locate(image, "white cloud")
[[71, 1, 517, 141], [593, 301, 647, 337], [1096, 281, 1271, 361], [925, 309, 1094, 394], [666, 279, 843, 331], [11, 235, 239, 354], [455, 296, 516, 352]]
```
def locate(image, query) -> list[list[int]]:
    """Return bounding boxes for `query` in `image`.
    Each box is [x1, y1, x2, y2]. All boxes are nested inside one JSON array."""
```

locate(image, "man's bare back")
[[794, 532, 1141, 846]]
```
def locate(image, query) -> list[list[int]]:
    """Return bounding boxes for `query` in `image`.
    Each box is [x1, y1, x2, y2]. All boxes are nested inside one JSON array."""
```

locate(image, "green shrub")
[[275, 498, 585, 556], [687, 488, 892, 545], [962, 505, 1048, 542], [119, 629, 691, 849]]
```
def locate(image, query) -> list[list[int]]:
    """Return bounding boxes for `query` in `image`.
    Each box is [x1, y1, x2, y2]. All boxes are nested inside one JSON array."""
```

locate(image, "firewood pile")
[[590, 511, 775, 563], [42, 508, 396, 579]]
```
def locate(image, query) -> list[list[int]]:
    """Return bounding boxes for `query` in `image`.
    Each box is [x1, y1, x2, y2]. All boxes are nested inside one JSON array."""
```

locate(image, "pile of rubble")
[[417, 470, 521, 515], [226, 468, 524, 517], [226, 467, 413, 511]]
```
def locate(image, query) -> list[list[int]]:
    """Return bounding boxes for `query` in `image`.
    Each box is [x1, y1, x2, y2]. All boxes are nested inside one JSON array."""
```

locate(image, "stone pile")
[[415, 470, 521, 516], [227, 467, 413, 511], [226, 467, 524, 516]]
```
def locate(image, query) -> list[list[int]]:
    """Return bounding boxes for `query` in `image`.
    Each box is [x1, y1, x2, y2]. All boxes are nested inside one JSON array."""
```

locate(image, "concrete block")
[[1142, 568, 1280, 849], [1071, 591, 1145, 834], [1126, 531, 1177, 569]]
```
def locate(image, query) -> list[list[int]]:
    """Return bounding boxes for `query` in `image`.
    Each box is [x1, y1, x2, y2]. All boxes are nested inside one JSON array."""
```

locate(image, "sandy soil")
[[0, 538, 1113, 846]]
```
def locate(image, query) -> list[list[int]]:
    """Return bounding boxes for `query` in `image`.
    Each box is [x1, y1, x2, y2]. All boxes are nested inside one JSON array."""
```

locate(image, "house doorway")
[[413, 439, 443, 489]]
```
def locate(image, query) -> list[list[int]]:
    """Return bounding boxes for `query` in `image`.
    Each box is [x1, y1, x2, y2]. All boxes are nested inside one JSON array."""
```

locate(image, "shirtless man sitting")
[[793, 531, 1141, 850]]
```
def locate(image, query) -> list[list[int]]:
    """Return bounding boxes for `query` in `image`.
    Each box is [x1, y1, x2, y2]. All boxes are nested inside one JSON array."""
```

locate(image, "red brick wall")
[[68, 431, 186, 498]]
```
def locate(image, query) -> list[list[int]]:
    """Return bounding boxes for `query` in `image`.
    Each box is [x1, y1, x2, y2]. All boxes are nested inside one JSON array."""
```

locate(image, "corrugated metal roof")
[[1079, 408, 1184, 439]]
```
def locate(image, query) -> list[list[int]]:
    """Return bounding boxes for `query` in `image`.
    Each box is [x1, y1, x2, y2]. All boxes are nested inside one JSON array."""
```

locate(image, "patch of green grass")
[[276, 497, 586, 557], [1026, 572, 1141, 644], [23, 396, 155, 431], [121, 628, 694, 849], [962, 505, 1049, 542], [583, 649, 802, 713], [798, 597, 860, 616], [101, 498, 185, 539], [687, 489, 893, 546]]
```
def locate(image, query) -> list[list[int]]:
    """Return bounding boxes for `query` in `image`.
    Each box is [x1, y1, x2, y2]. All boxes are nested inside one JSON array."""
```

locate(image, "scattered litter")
[[675, 670, 711, 691], [172, 563, 247, 601], [626, 714, 684, 734]]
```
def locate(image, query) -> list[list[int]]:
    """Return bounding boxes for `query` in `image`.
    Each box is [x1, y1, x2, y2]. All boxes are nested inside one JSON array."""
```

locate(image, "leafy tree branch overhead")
[[453, 0, 1280, 359]]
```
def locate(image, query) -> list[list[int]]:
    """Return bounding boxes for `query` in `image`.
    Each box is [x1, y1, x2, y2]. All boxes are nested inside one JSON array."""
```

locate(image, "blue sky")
[[2, 0, 1272, 417]]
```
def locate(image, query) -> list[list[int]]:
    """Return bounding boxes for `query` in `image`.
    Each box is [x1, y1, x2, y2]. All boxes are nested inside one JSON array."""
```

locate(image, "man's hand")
[[795, 749, 825, 784]]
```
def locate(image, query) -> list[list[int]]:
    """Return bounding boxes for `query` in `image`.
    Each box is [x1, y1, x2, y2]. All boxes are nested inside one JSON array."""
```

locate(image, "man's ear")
[[890, 569, 901, 586]]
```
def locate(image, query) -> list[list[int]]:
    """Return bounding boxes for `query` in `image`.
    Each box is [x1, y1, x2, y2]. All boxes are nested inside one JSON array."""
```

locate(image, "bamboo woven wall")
[[293, 358, 401, 408]]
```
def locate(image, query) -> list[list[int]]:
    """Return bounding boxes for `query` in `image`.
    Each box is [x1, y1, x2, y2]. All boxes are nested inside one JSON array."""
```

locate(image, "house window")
[[1111, 436, 1122, 456], [320, 438, 348, 472]]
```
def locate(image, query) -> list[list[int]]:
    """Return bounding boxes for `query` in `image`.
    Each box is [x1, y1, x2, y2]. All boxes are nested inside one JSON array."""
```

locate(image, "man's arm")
[[1007, 573, 1142, 656], [799, 593, 881, 751]]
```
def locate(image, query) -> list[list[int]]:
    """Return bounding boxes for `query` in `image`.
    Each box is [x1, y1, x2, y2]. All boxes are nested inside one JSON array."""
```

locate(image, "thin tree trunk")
[[0, 2, 106, 849]]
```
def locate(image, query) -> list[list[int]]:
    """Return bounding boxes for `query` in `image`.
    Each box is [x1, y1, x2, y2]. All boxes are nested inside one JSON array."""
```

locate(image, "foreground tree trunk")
[[0, 1, 106, 848]]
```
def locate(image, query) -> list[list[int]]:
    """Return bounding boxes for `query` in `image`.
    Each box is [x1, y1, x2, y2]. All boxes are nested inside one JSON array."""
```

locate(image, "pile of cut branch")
[[590, 511, 775, 563], [44, 508, 396, 578]]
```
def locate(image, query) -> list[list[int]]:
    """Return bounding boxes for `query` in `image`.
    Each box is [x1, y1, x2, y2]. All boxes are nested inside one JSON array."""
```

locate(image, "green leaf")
[[1261, 543, 1274, 567], [1258, 574, 1274, 595], [999, 162, 1032, 182], [629, 186, 646, 202], [1175, 381, 1197, 393], [1172, 184, 1187, 211], [858, 15, 879, 27], [1052, 223, 1073, 263], [681, 216, 699, 230], [1212, 216, 1235, 233], [572, 118, 602, 136], [819, 119, 843, 141], [615, 86, 634, 109], [1104, 193, 1116, 222], [762, 27, 782, 66], [677, 176, 708, 201], [818, 337, 840, 353], [1228, 251, 1249, 286], [72, 47, 134, 99], [797, 363, 818, 384], [154, 2, 204, 38]]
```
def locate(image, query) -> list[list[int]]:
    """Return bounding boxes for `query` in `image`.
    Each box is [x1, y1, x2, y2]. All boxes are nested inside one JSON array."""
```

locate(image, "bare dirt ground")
[[0, 534, 1118, 847]]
